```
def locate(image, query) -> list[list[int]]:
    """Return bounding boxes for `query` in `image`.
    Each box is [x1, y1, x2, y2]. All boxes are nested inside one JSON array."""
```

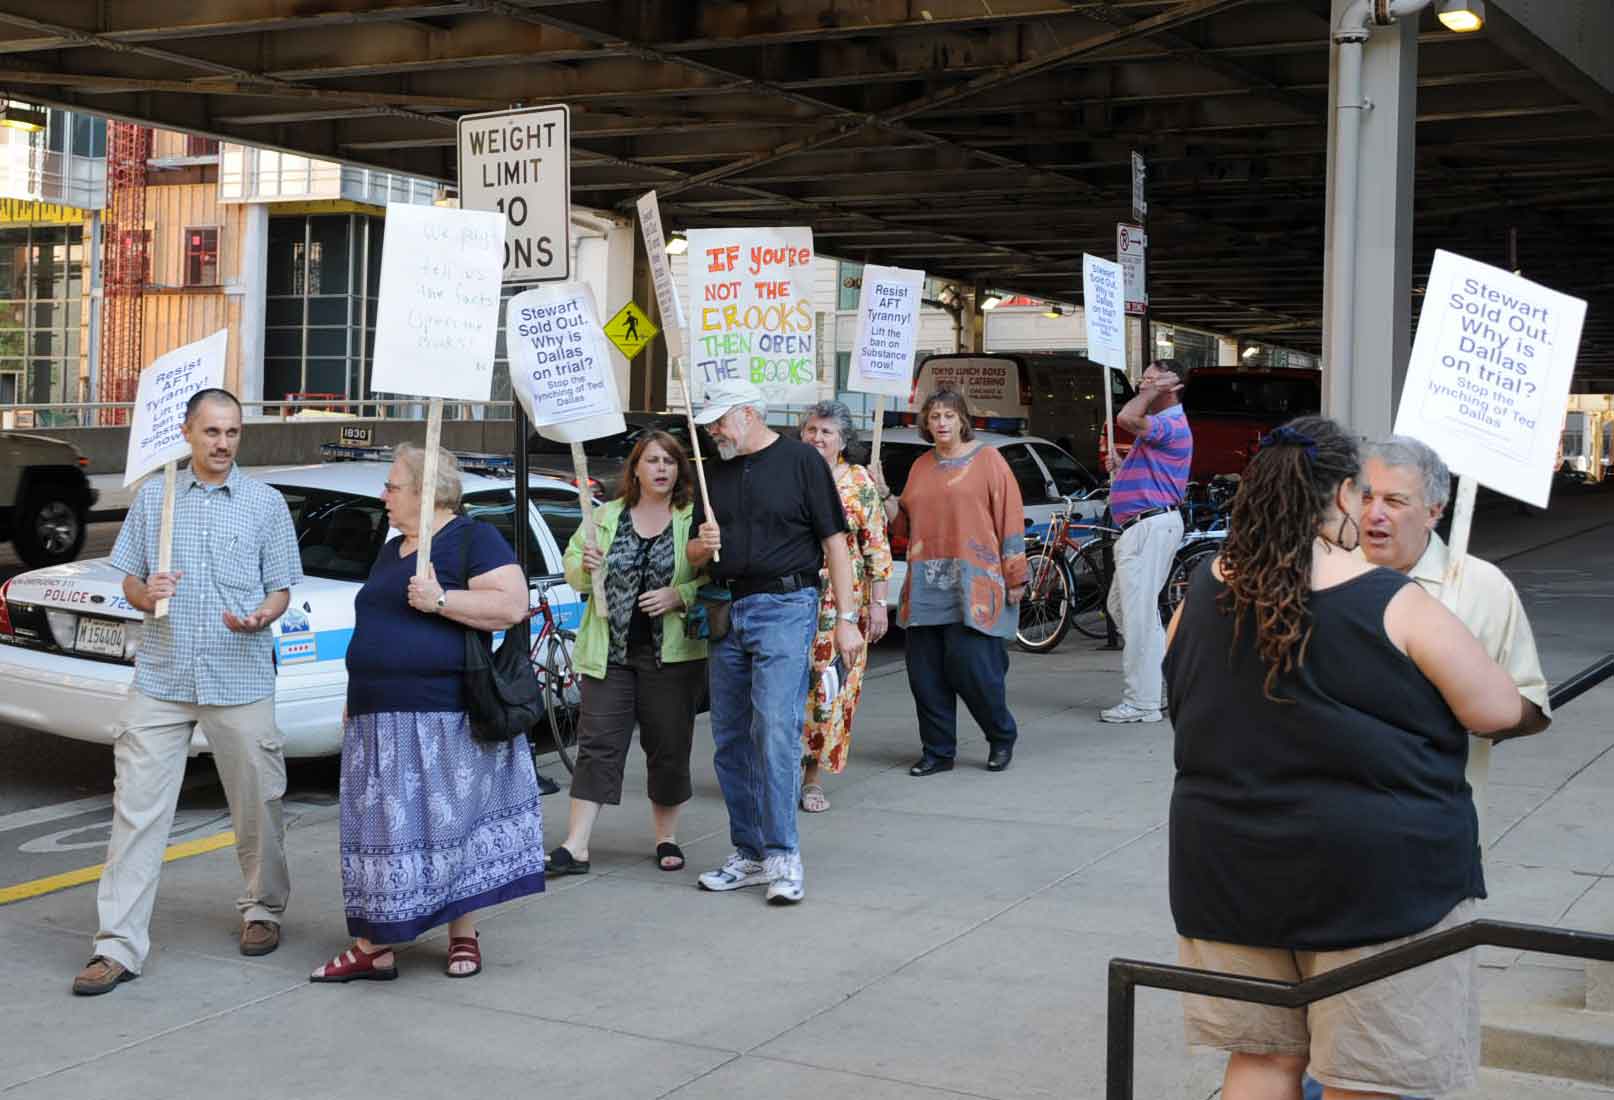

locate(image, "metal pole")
[[513, 404, 532, 614], [1106, 964, 1136, 1100]]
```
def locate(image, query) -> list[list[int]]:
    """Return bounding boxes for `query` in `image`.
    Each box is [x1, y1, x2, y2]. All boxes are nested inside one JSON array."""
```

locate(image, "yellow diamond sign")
[[603, 301, 659, 360]]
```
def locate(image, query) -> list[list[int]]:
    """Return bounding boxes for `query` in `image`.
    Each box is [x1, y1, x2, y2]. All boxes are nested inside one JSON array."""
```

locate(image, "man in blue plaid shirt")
[[73, 388, 304, 997]]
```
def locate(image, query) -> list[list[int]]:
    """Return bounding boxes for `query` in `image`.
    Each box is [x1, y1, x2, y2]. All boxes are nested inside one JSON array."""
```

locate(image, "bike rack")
[[1105, 652, 1614, 1100]]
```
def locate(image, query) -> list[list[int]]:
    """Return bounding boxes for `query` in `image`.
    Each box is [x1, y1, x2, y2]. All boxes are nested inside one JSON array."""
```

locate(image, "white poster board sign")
[[848, 264, 924, 398], [686, 226, 817, 404], [1118, 224, 1147, 316], [1394, 249, 1585, 508], [457, 104, 570, 283], [507, 281, 626, 441], [123, 328, 229, 486], [370, 204, 506, 401], [1082, 254, 1128, 372], [635, 190, 687, 359]]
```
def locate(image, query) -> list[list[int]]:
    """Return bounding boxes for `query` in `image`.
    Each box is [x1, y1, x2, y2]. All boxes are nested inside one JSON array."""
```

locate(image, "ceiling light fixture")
[[1436, 0, 1484, 32], [0, 101, 46, 133], [664, 235, 688, 255], [1242, 345, 1260, 359]]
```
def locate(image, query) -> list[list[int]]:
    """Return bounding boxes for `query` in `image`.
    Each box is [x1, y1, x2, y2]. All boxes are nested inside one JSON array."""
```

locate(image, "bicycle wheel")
[[1016, 550, 1073, 653], [531, 627, 582, 773], [1159, 544, 1219, 627], [1070, 541, 1111, 639]]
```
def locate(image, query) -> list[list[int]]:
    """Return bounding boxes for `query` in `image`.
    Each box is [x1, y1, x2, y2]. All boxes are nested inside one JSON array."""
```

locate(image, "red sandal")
[[446, 935, 481, 978], [309, 942, 398, 983]]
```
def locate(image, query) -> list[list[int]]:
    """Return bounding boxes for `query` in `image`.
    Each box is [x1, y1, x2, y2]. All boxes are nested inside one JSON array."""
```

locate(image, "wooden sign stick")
[[1101, 367, 1118, 480], [153, 462, 177, 619], [871, 396, 887, 471], [415, 397, 443, 580], [570, 442, 609, 608], [1438, 475, 1477, 596], [671, 354, 718, 562]]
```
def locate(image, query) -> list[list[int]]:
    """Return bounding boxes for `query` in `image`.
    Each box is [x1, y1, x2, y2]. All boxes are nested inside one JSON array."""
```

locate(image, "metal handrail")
[[1107, 652, 1614, 1100]]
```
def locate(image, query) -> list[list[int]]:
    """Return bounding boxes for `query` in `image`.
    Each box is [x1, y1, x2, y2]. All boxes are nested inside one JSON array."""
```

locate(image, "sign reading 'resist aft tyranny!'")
[[123, 328, 228, 486], [457, 104, 570, 283], [1395, 249, 1585, 509], [686, 227, 817, 404]]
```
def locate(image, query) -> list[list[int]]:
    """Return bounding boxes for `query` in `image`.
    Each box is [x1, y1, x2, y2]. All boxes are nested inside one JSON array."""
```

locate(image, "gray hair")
[[393, 442, 464, 512], [800, 400, 858, 448], [1368, 435, 1451, 510]]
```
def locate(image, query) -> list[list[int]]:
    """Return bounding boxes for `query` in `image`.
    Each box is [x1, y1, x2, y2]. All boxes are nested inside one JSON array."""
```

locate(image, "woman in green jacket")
[[547, 431, 708, 875]]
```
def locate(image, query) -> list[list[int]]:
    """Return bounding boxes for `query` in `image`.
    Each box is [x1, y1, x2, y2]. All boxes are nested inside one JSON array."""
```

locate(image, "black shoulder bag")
[[457, 523, 544, 743]]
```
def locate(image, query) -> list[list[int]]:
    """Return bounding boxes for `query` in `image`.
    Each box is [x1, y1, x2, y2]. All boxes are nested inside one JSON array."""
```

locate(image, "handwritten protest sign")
[[849, 265, 923, 399], [687, 227, 817, 404], [1395, 249, 1585, 509], [507, 282, 625, 438], [370, 203, 506, 402], [123, 329, 229, 487]]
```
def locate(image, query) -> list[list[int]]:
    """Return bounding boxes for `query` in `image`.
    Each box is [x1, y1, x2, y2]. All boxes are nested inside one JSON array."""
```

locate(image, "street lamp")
[[1436, 0, 1484, 32]]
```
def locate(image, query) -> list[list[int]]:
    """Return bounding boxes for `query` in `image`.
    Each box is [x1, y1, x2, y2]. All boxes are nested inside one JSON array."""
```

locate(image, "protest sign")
[[686, 227, 817, 405], [122, 329, 229, 619], [123, 329, 229, 488], [370, 203, 506, 403], [370, 203, 506, 575], [1395, 249, 1585, 509], [848, 264, 924, 466], [1083, 254, 1128, 465], [506, 281, 625, 606], [637, 190, 716, 559]]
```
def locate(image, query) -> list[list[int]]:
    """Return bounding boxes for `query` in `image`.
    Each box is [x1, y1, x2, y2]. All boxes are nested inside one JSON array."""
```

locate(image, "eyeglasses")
[[382, 481, 412, 494]]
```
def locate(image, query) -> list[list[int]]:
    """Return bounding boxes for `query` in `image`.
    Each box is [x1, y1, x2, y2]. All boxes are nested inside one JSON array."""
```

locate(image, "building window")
[[185, 135, 220, 157], [183, 226, 219, 287]]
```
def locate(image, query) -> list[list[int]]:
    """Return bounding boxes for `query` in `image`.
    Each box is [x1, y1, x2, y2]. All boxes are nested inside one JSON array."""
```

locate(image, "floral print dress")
[[803, 459, 893, 773]]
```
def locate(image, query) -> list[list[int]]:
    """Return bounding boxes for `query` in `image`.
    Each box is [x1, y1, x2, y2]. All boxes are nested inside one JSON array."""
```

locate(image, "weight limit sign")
[[457, 103, 571, 283]]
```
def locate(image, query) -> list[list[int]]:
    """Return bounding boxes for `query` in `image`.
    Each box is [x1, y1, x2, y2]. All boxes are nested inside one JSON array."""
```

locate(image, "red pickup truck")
[[1101, 367, 1321, 480]]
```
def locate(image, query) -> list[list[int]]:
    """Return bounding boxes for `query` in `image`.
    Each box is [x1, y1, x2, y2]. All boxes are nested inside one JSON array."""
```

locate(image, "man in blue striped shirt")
[[1102, 360, 1193, 724], [73, 388, 303, 996]]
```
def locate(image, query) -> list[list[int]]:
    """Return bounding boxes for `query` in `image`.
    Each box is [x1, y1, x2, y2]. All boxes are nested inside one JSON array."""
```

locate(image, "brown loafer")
[[72, 956, 137, 996], [240, 920, 281, 957]]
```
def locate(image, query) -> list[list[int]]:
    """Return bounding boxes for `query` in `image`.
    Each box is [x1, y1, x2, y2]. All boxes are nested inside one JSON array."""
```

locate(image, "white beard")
[[716, 440, 738, 461]]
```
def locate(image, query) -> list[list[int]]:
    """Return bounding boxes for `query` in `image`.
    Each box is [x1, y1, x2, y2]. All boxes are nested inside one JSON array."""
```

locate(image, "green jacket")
[[563, 498, 708, 679]]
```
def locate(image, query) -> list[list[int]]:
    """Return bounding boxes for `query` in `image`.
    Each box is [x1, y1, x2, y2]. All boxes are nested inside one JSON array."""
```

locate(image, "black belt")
[[1118, 507, 1173, 533], [727, 570, 820, 601]]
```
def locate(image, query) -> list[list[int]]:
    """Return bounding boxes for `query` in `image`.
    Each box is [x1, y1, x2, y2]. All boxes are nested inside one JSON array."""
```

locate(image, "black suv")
[[1, 431, 97, 567]]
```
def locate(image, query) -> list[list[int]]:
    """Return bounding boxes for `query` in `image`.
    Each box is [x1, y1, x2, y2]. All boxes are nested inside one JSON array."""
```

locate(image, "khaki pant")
[[93, 690, 290, 974], [1106, 509, 1184, 710]]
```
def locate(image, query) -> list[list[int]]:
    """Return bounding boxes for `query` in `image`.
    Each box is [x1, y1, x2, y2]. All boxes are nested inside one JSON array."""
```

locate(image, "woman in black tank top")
[[1162, 416, 1523, 1099]]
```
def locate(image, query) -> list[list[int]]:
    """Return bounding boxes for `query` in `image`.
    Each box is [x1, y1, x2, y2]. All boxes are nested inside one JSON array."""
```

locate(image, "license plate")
[[75, 617, 126, 658]]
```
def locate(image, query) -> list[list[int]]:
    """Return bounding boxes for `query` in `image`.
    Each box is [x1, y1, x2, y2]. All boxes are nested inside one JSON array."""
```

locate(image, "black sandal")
[[545, 846, 590, 876], [655, 841, 685, 872]]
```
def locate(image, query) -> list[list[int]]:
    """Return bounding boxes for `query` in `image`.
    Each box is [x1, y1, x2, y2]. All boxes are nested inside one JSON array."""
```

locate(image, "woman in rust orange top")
[[874, 389, 1026, 777]]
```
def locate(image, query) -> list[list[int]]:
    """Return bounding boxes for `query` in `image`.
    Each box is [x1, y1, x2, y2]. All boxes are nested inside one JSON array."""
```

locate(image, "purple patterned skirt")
[[339, 710, 545, 943]]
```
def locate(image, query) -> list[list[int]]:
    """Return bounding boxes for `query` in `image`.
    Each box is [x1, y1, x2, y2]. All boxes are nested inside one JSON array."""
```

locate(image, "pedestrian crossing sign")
[[603, 301, 658, 360]]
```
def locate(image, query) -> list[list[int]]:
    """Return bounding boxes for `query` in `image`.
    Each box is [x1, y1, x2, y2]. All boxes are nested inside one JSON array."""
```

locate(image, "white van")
[[908, 352, 1134, 471]]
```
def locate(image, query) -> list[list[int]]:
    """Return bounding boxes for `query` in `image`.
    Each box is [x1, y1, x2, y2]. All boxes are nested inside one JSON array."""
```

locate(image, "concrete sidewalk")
[[3, 617, 1612, 1098]]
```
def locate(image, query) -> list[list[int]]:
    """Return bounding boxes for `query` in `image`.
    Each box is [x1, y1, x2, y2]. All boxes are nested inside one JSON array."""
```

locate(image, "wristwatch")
[[837, 610, 859, 624], [434, 591, 448, 613]]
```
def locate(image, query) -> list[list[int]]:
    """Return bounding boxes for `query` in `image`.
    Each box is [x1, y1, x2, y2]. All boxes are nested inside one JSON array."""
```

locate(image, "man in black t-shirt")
[[688, 379, 861, 905]]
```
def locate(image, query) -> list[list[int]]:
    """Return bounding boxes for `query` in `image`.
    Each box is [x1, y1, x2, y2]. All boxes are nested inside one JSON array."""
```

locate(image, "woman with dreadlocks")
[[1162, 416, 1522, 1100]]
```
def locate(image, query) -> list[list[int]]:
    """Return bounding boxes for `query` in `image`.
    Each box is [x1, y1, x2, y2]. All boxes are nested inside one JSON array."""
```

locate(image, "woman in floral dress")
[[798, 401, 893, 812]]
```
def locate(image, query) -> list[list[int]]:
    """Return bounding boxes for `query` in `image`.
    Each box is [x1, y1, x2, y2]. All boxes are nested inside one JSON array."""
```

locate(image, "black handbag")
[[456, 525, 544, 743]]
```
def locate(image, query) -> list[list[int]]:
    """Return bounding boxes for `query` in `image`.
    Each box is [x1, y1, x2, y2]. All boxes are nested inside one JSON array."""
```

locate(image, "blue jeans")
[[905, 622, 1018, 761], [708, 589, 819, 861], [1303, 1075, 1424, 1100]]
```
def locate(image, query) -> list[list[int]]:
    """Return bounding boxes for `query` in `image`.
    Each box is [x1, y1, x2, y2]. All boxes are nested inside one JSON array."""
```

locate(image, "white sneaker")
[[1100, 702, 1163, 724], [764, 852, 804, 905], [698, 851, 769, 892]]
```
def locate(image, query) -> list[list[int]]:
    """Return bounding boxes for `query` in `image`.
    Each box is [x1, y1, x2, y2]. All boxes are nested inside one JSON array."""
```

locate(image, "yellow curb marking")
[[0, 831, 236, 905]]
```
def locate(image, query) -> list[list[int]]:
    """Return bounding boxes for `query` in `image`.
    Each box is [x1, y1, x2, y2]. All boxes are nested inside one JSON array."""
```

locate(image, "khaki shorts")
[[1179, 901, 1479, 1096]]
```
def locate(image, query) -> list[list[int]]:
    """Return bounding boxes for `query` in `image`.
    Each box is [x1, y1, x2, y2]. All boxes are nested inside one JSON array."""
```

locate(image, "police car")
[[0, 458, 588, 758], [875, 427, 1106, 612]]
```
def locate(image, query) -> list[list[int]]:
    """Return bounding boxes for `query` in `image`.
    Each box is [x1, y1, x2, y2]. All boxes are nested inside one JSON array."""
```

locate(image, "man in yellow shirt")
[[1361, 436, 1551, 830]]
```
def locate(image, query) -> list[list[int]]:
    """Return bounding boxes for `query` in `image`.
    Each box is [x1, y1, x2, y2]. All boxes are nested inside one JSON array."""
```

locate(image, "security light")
[[664, 236, 688, 255], [0, 101, 46, 133], [1436, 0, 1483, 32]]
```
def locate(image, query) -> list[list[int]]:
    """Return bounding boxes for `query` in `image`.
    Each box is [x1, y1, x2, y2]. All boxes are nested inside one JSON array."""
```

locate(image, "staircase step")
[[1484, 1004, 1614, 1087], [1453, 1068, 1614, 1099]]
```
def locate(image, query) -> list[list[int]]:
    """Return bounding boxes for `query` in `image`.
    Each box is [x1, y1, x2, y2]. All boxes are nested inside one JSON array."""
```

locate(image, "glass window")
[[0, 371, 17, 403], [1183, 375, 1320, 418], [47, 110, 65, 153], [461, 491, 550, 577], [88, 116, 105, 158], [71, 114, 92, 159], [1031, 442, 1097, 497], [273, 487, 386, 582], [185, 135, 219, 157], [183, 226, 219, 286], [878, 442, 931, 497], [999, 443, 1050, 505]]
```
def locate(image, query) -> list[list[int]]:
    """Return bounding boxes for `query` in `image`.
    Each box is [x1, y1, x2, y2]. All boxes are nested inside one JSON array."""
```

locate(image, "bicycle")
[[528, 583, 582, 773]]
